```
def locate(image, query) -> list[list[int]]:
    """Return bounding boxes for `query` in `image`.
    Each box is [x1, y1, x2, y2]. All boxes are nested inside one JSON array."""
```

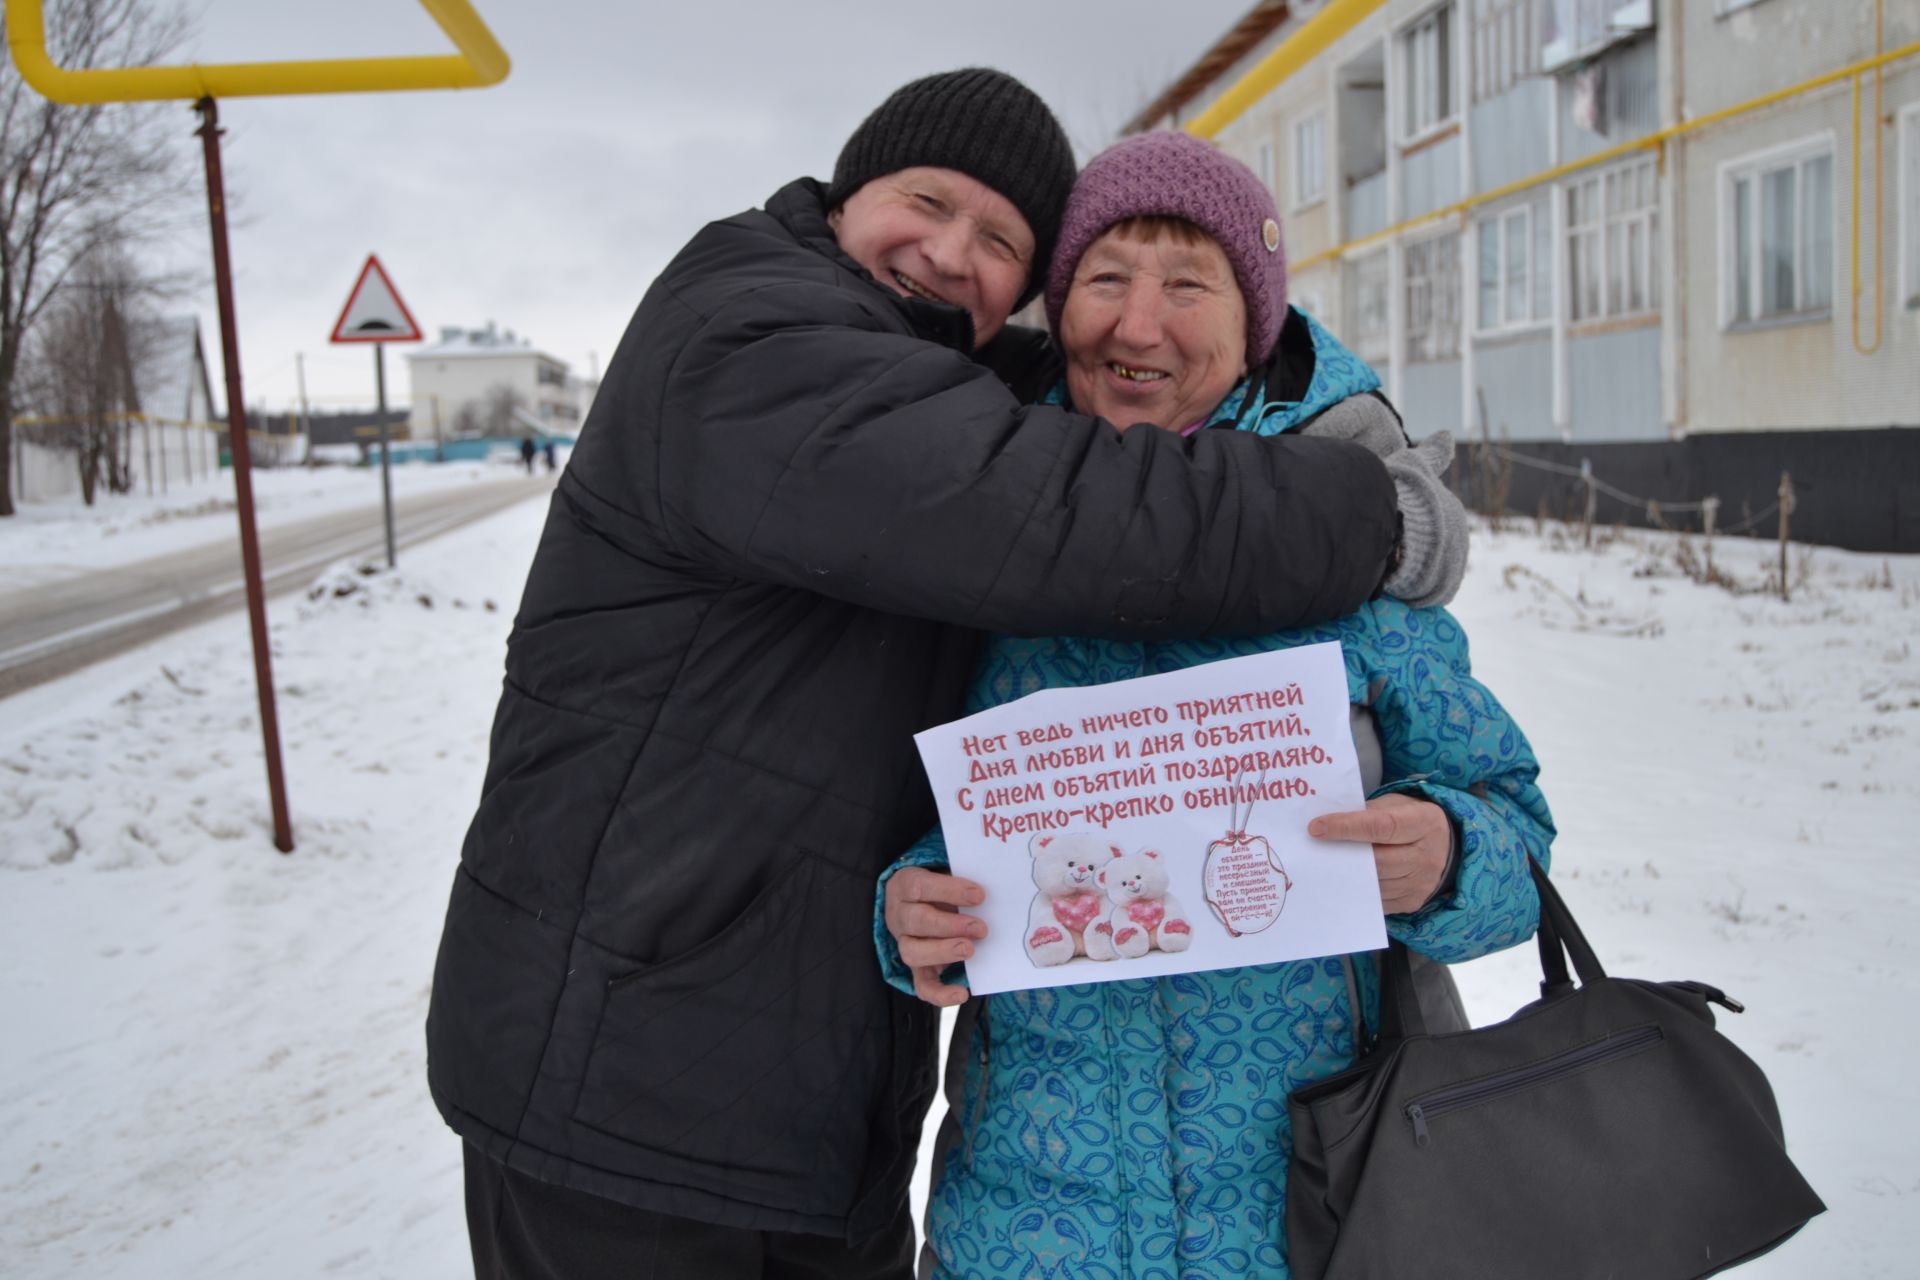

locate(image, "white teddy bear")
[[1100, 847, 1193, 959], [1024, 832, 1120, 967]]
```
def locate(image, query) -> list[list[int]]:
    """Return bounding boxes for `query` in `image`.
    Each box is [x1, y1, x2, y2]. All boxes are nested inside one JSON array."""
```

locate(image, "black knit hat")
[[826, 68, 1077, 308]]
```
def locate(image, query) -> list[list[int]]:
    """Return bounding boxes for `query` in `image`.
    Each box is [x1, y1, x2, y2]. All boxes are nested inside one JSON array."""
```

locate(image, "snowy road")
[[0, 473, 555, 698]]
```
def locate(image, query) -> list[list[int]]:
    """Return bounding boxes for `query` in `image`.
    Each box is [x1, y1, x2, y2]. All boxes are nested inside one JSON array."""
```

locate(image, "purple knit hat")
[[1046, 130, 1288, 366]]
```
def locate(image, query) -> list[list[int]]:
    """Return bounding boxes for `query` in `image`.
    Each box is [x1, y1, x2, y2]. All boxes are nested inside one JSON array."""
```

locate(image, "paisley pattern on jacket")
[[873, 313, 1554, 1280]]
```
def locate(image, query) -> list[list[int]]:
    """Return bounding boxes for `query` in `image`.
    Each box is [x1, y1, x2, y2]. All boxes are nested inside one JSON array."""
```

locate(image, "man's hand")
[[882, 867, 987, 1007], [1308, 793, 1452, 915]]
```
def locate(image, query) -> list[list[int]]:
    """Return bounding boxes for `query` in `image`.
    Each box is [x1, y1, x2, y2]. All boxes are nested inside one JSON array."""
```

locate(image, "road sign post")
[[5, 0, 509, 858], [330, 254, 423, 568]]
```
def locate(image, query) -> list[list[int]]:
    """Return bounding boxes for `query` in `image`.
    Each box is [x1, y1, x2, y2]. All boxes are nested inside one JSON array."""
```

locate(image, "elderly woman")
[[876, 132, 1555, 1279]]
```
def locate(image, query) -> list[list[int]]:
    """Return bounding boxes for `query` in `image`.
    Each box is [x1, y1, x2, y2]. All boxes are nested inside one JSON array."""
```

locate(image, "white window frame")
[[1568, 153, 1659, 325], [1476, 200, 1551, 333], [1540, 0, 1654, 74], [1292, 110, 1327, 211], [1397, 3, 1457, 145], [1718, 132, 1835, 330], [1403, 230, 1461, 363], [1345, 248, 1392, 364], [1714, 0, 1769, 14], [1255, 137, 1276, 196], [1900, 100, 1920, 313], [1470, 0, 1537, 105]]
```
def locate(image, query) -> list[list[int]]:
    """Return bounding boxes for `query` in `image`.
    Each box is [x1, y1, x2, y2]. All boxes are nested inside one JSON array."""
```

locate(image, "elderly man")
[[429, 69, 1403, 1280]]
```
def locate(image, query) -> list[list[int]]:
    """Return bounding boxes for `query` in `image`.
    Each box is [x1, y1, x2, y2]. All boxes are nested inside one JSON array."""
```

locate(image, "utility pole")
[[296, 351, 313, 466]]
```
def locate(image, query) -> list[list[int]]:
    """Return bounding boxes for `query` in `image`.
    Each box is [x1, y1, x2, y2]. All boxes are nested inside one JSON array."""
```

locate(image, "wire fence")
[[1468, 442, 1802, 601], [1483, 445, 1790, 533]]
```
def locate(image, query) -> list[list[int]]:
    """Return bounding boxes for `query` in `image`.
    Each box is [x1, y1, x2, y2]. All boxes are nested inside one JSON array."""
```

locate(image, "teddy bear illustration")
[[1025, 832, 1120, 967], [1099, 846, 1193, 959]]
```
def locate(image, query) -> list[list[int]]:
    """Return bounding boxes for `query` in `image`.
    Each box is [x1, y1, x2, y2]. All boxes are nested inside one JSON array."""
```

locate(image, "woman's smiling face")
[[1059, 220, 1248, 433]]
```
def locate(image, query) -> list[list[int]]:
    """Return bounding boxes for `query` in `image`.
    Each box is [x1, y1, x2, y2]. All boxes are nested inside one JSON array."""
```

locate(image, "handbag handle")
[[1530, 858, 1606, 995], [1371, 858, 1604, 1049]]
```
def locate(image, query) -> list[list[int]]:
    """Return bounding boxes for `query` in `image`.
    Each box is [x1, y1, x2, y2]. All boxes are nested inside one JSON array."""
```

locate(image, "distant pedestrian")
[[542, 439, 557, 472], [517, 436, 535, 473]]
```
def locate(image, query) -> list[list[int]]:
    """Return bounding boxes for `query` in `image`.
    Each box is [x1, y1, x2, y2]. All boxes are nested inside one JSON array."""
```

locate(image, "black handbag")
[[1286, 860, 1825, 1280]]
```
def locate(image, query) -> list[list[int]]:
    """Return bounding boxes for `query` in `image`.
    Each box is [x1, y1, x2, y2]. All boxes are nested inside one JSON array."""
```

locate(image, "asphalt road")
[[0, 472, 555, 700]]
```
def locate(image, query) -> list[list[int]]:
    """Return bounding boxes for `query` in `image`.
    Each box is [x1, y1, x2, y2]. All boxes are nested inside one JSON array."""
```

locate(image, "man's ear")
[[827, 207, 843, 232]]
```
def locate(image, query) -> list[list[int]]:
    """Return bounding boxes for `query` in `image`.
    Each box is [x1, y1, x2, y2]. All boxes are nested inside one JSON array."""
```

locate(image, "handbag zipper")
[[1406, 1025, 1664, 1147]]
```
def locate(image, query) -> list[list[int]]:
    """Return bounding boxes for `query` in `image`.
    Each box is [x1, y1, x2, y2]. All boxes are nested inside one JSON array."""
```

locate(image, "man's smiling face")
[[829, 166, 1034, 348]]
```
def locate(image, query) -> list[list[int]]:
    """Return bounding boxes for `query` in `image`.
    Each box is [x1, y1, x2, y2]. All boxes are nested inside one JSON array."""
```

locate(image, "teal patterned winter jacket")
[[873, 314, 1555, 1280]]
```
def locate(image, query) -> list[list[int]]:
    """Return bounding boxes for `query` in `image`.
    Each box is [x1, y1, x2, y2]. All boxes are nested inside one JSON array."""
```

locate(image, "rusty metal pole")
[[196, 97, 294, 854]]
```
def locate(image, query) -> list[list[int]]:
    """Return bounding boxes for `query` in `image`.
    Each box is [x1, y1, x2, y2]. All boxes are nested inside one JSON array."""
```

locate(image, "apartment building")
[[1127, 0, 1918, 550]]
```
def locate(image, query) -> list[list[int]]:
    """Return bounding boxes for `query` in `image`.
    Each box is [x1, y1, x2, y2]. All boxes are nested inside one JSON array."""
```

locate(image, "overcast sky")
[[144, 0, 1253, 417]]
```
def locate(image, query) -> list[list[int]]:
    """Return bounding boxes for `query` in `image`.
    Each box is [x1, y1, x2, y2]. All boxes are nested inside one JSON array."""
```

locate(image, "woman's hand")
[[883, 867, 988, 1007], [1308, 793, 1453, 915]]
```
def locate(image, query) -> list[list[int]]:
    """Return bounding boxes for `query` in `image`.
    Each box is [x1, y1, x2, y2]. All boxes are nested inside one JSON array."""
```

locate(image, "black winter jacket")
[[426, 179, 1398, 1241]]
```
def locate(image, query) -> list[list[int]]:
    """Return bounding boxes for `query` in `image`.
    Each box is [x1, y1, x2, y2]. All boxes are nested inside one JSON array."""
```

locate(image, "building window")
[[1714, 0, 1768, 13], [1476, 196, 1552, 330], [1900, 102, 1920, 311], [1540, 0, 1654, 74], [1404, 232, 1461, 362], [1568, 154, 1658, 324], [1722, 137, 1832, 327], [1256, 138, 1275, 195], [1399, 5, 1455, 142], [1293, 111, 1326, 209], [1344, 249, 1391, 364], [1471, 0, 1536, 104]]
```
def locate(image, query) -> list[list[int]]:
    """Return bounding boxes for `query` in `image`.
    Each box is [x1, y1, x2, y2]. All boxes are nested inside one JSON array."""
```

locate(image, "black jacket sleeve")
[[654, 282, 1397, 640]]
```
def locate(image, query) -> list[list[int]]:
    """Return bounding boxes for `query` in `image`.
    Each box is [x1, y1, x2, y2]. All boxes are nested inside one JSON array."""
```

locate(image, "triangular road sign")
[[330, 254, 422, 343]]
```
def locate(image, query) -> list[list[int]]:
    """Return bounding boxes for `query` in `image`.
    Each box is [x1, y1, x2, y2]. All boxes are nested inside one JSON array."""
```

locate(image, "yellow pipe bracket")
[[5, 0, 508, 103]]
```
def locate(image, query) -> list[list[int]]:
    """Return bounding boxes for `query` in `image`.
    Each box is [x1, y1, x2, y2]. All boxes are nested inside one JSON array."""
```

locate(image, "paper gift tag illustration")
[[1202, 830, 1293, 937]]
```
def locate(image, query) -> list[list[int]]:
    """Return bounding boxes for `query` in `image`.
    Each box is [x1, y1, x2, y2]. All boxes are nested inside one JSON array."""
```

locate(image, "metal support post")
[[374, 344, 395, 567], [196, 96, 293, 854]]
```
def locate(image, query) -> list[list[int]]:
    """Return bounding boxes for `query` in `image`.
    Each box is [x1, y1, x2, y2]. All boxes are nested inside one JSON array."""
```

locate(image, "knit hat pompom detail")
[[826, 68, 1077, 309], [1046, 131, 1288, 366]]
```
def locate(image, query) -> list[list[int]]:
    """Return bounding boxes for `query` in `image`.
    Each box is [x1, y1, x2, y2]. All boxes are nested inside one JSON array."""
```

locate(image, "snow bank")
[[1, 514, 1913, 1277]]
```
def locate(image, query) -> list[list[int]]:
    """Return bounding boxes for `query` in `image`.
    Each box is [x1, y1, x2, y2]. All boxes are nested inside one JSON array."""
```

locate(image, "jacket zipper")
[[965, 1006, 992, 1169], [1406, 1024, 1663, 1147]]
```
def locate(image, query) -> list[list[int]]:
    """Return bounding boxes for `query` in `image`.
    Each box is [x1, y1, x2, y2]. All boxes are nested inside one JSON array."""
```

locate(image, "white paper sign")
[[913, 642, 1386, 995]]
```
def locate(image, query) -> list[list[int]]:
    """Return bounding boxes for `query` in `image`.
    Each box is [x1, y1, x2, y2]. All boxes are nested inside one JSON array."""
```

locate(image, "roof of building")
[[132, 315, 217, 423], [408, 322, 567, 368], [1121, 0, 1293, 135]]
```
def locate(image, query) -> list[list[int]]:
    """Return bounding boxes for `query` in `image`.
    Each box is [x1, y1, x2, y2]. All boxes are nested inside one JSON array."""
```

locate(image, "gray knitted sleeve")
[[1296, 394, 1470, 608]]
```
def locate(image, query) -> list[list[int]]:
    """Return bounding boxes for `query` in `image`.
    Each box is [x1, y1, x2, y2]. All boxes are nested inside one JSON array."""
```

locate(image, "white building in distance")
[[404, 322, 587, 443]]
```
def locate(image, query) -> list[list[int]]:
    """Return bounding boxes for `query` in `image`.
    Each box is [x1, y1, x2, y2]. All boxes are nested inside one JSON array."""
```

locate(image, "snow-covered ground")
[[0, 457, 527, 591], [1, 508, 1913, 1277]]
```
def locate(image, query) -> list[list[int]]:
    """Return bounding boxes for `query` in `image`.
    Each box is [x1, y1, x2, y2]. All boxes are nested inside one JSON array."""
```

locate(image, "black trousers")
[[463, 1144, 915, 1280]]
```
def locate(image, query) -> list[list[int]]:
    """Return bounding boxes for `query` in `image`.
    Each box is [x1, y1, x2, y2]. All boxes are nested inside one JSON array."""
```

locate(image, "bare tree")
[[480, 382, 530, 436], [0, 0, 190, 516], [449, 401, 482, 439], [23, 237, 158, 503]]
